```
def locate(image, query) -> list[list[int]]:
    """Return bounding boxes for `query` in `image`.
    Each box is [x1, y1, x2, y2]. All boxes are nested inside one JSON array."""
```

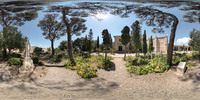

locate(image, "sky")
[[1, 0, 200, 48]]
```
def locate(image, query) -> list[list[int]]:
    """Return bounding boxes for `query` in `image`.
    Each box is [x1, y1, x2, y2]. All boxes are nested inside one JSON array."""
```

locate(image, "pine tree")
[[121, 26, 130, 60], [88, 29, 93, 54], [143, 30, 147, 58], [102, 29, 112, 60], [97, 36, 100, 55], [149, 36, 153, 59], [131, 20, 141, 57]]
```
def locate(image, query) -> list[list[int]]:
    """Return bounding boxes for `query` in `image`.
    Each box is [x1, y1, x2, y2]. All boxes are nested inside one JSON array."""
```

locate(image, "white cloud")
[[176, 37, 191, 45]]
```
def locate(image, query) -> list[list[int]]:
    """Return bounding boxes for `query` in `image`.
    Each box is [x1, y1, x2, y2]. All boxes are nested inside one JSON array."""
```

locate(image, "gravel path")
[[0, 57, 200, 100]]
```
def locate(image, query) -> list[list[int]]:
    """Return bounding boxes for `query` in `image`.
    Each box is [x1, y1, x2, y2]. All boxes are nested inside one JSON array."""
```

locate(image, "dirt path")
[[0, 58, 200, 100]]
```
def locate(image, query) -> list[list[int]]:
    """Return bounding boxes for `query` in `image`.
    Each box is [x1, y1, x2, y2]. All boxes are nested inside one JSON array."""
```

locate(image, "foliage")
[[33, 47, 43, 56], [8, 57, 21, 66], [97, 59, 112, 69], [38, 14, 65, 56], [53, 54, 63, 62], [189, 28, 200, 53], [9, 53, 21, 58], [102, 29, 112, 59], [54, 48, 61, 55], [3, 26, 26, 54], [149, 36, 153, 53], [32, 57, 43, 66], [97, 36, 100, 49], [65, 55, 113, 78], [58, 40, 68, 51], [131, 20, 141, 54], [126, 57, 170, 75], [143, 30, 147, 55], [87, 29, 93, 53], [77, 64, 97, 79], [121, 26, 130, 60]]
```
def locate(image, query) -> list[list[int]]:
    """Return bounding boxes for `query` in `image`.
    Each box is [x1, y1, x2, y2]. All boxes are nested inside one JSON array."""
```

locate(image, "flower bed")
[[65, 55, 113, 79]]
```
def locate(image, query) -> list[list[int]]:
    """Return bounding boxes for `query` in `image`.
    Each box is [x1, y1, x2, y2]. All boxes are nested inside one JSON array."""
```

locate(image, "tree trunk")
[[3, 47, 7, 59], [151, 52, 152, 60], [167, 14, 179, 66], [97, 48, 99, 56], [144, 53, 146, 59], [124, 45, 127, 60], [62, 10, 76, 66], [51, 40, 54, 56], [105, 48, 107, 60]]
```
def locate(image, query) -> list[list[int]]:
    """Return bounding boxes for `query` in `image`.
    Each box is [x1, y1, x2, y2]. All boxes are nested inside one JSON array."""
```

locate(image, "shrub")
[[186, 62, 194, 68], [126, 57, 169, 75], [53, 54, 62, 62], [8, 57, 21, 66], [97, 59, 112, 69], [33, 47, 43, 56], [77, 64, 97, 79], [32, 57, 44, 66], [192, 53, 200, 59], [10, 53, 21, 58]]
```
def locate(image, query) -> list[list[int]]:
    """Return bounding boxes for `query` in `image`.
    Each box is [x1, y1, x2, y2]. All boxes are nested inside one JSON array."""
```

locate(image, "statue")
[[19, 39, 34, 74]]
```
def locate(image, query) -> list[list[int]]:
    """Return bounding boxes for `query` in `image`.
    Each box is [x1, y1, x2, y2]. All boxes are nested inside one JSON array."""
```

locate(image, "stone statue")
[[19, 39, 34, 74], [25, 40, 31, 57]]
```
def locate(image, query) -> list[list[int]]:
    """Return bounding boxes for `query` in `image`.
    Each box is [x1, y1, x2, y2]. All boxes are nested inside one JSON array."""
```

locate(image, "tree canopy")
[[38, 14, 65, 56], [121, 26, 130, 60], [189, 28, 200, 53]]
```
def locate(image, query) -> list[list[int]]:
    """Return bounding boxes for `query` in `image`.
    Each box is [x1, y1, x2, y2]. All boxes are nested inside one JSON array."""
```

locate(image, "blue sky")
[[1, 1, 199, 48]]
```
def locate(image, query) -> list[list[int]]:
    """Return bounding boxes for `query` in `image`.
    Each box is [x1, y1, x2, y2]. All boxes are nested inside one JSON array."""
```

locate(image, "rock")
[[19, 57, 34, 74]]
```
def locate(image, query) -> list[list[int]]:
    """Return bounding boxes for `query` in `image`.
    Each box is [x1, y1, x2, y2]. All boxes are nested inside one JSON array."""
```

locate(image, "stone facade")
[[113, 34, 168, 53]]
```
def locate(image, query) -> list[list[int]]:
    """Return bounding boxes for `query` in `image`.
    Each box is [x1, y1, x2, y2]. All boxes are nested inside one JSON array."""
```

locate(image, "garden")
[[65, 54, 113, 79], [125, 52, 200, 75]]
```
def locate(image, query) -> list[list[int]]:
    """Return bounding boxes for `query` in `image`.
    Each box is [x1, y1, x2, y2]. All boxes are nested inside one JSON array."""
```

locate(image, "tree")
[[0, 1, 41, 58], [88, 29, 93, 54], [33, 47, 43, 57], [3, 26, 26, 55], [102, 29, 112, 60], [121, 26, 130, 60], [134, 6, 179, 66], [131, 20, 141, 57], [59, 40, 68, 51], [97, 36, 100, 55], [73, 37, 85, 53], [189, 28, 200, 53], [38, 14, 65, 56], [149, 36, 153, 59], [143, 30, 147, 58], [62, 10, 87, 66]]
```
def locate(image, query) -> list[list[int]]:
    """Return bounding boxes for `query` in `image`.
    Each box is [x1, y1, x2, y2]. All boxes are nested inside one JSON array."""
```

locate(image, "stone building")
[[113, 34, 168, 53]]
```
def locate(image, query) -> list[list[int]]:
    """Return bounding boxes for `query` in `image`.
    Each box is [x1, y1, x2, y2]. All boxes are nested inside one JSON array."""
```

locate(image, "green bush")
[[33, 47, 43, 56], [8, 57, 21, 66], [192, 53, 200, 59], [53, 54, 62, 62], [0, 51, 2, 57], [32, 57, 44, 66], [9, 53, 21, 58]]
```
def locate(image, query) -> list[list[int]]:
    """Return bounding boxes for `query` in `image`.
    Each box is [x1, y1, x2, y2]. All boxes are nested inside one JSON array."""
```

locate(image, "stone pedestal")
[[177, 62, 187, 76], [19, 57, 34, 74]]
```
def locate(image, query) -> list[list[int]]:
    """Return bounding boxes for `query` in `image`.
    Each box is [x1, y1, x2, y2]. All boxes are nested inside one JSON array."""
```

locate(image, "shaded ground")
[[0, 57, 200, 100]]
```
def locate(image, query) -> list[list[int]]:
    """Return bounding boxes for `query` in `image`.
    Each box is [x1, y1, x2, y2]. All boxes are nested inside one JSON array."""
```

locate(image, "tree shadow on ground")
[[105, 62, 116, 71], [178, 65, 200, 92], [44, 65, 65, 67], [28, 77, 119, 95]]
